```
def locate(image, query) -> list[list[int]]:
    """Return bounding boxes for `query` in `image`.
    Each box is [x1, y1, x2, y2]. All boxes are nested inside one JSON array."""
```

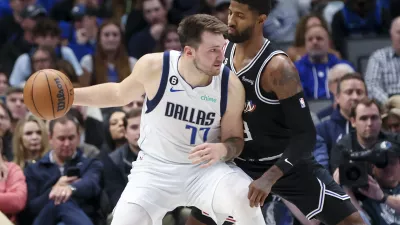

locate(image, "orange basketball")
[[23, 69, 74, 120]]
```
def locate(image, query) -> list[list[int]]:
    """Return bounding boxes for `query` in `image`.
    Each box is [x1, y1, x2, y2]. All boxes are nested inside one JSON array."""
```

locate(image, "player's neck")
[[234, 35, 265, 58], [178, 56, 213, 87]]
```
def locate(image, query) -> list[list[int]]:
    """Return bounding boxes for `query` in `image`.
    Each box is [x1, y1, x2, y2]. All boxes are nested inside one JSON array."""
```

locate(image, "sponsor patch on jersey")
[[299, 98, 306, 108]]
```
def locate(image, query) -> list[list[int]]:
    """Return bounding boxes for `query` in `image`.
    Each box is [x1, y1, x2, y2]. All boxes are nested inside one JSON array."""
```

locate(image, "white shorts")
[[116, 151, 246, 223]]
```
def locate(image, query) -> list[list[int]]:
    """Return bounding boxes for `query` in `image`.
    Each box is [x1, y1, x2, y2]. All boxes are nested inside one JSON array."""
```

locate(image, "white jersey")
[[138, 50, 230, 164]]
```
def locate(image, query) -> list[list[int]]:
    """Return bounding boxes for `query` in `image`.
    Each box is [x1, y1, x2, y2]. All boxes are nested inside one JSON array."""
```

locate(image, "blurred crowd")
[[0, 0, 400, 224]]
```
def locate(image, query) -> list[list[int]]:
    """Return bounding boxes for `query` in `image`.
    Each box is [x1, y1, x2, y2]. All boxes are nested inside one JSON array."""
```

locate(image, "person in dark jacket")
[[314, 73, 366, 171], [21, 115, 103, 225]]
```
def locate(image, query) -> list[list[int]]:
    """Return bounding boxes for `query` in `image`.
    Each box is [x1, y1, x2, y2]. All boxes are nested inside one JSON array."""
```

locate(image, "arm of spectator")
[[0, 163, 27, 214], [70, 159, 103, 199], [364, 52, 388, 105], [61, 46, 84, 76], [313, 135, 330, 170], [9, 54, 31, 87], [24, 166, 53, 216]]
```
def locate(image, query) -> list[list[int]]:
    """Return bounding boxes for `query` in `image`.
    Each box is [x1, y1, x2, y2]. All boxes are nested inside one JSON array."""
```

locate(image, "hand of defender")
[[188, 143, 227, 168], [248, 177, 273, 208]]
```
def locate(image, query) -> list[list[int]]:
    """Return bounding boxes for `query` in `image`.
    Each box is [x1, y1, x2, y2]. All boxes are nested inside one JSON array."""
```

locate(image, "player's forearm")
[[221, 137, 244, 161], [73, 83, 128, 108]]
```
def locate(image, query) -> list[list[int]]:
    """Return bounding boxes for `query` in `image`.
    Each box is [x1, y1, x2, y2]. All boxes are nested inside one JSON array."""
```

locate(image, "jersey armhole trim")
[[220, 66, 230, 116], [145, 51, 170, 113]]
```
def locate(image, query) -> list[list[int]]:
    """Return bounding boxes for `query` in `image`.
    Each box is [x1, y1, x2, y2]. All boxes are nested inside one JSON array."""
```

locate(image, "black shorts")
[[190, 159, 357, 225]]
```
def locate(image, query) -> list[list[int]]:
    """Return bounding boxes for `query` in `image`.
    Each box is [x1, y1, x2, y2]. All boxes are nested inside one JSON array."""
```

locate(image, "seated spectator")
[[21, 115, 103, 225], [13, 115, 49, 169], [30, 46, 58, 74], [9, 18, 83, 87], [154, 24, 181, 52], [364, 16, 400, 106], [101, 110, 126, 154], [122, 95, 144, 113], [295, 24, 352, 99], [102, 109, 140, 210], [314, 73, 366, 170], [331, 0, 391, 58], [56, 60, 80, 87], [68, 5, 98, 46], [0, 137, 27, 224], [0, 103, 12, 161], [317, 63, 355, 121], [0, 0, 26, 49], [0, 68, 9, 104], [5, 87, 27, 129], [81, 21, 137, 85], [212, 0, 230, 25], [287, 13, 341, 62], [382, 95, 400, 133]]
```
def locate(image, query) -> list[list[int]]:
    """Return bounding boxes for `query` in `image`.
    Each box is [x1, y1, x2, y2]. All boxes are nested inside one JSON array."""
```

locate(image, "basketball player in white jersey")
[[72, 14, 266, 225]]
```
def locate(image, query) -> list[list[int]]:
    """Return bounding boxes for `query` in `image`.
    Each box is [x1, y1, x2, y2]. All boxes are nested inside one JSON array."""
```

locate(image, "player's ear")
[[258, 14, 267, 25], [184, 46, 194, 57]]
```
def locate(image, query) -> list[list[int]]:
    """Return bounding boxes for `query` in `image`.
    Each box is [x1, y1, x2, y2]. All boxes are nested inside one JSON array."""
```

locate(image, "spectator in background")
[[81, 21, 137, 85], [50, 0, 105, 22], [317, 63, 355, 121], [0, 103, 12, 161], [68, 5, 98, 46], [287, 13, 341, 62], [154, 24, 181, 52], [0, 137, 27, 224], [295, 24, 352, 99], [56, 60, 81, 87], [364, 16, 400, 106], [0, 4, 46, 75], [9, 18, 83, 87], [30, 46, 58, 74], [122, 95, 144, 113], [22, 115, 103, 225], [0, 0, 27, 49], [382, 95, 400, 133], [314, 73, 367, 171], [128, 0, 168, 59], [101, 110, 126, 154], [5, 88, 27, 128], [12, 115, 49, 169], [102, 109, 141, 210], [331, 0, 391, 59], [0, 69, 10, 101], [213, 0, 230, 25]]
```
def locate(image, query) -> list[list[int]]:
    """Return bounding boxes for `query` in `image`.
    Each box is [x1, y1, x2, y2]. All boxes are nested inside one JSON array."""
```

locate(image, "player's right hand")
[[188, 143, 227, 168]]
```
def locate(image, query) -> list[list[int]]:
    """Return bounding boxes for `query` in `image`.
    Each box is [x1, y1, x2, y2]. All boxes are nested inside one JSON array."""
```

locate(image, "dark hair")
[[49, 114, 80, 136], [0, 102, 12, 120], [350, 98, 381, 118], [233, 0, 273, 15], [155, 24, 179, 52], [5, 87, 23, 96], [30, 45, 58, 73], [178, 14, 227, 49], [336, 72, 367, 94], [294, 13, 329, 47], [124, 108, 141, 128], [142, 0, 166, 8], [32, 18, 61, 38], [304, 24, 330, 37]]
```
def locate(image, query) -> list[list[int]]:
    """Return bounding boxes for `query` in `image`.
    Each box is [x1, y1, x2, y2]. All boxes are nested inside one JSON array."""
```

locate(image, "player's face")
[[50, 121, 78, 160], [125, 116, 141, 147], [192, 31, 225, 76], [336, 79, 366, 117], [351, 104, 381, 140], [22, 121, 42, 151], [227, 1, 257, 43]]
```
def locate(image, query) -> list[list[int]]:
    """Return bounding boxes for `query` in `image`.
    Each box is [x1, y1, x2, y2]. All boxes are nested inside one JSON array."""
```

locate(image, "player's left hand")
[[188, 143, 227, 168], [248, 176, 273, 208]]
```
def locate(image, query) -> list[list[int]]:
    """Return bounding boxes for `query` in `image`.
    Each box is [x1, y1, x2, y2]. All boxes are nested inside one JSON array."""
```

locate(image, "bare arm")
[[73, 53, 162, 108], [220, 72, 246, 161], [262, 55, 316, 182]]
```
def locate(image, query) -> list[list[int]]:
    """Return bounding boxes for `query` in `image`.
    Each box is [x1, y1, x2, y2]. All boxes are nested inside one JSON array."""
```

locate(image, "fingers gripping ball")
[[23, 69, 74, 120]]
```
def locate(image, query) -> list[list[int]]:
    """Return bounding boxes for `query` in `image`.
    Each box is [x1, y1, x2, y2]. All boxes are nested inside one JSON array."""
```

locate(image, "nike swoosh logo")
[[284, 158, 293, 166], [170, 87, 184, 92]]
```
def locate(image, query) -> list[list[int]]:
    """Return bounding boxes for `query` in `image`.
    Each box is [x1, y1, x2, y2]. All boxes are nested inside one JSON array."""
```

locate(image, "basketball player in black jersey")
[[186, 0, 366, 225]]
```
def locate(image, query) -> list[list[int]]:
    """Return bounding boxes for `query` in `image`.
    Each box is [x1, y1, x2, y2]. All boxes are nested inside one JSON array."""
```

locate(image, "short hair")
[[6, 87, 23, 96], [48, 114, 80, 136], [304, 24, 330, 37], [233, 0, 274, 15], [177, 14, 227, 49], [328, 64, 355, 83], [350, 98, 381, 118], [336, 72, 367, 94], [32, 18, 61, 38], [294, 13, 330, 47]]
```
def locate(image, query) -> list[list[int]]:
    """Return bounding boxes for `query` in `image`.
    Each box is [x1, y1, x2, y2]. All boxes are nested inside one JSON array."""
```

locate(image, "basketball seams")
[[44, 71, 56, 119], [31, 71, 45, 119], [55, 71, 70, 115]]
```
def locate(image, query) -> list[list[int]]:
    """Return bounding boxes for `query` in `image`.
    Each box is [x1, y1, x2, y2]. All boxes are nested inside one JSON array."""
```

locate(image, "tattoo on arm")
[[270, 58, 303, 99], [222, 137, 244, 161]]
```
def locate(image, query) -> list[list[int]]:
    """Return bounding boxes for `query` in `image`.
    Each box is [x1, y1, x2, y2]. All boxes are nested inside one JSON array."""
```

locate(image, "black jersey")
[[224, 39, 291, 175]]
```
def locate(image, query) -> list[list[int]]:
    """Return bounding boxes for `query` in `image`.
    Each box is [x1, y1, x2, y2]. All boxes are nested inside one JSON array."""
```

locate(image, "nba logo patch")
[[299, 98, 306, 108]]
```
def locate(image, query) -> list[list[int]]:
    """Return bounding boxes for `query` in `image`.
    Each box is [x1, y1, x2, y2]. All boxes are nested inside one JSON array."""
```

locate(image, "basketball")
[[23, 69, 74, 120]]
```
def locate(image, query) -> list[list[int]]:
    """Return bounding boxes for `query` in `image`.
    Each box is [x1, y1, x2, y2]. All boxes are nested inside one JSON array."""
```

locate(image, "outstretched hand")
[[188, 143, 227, 168]]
